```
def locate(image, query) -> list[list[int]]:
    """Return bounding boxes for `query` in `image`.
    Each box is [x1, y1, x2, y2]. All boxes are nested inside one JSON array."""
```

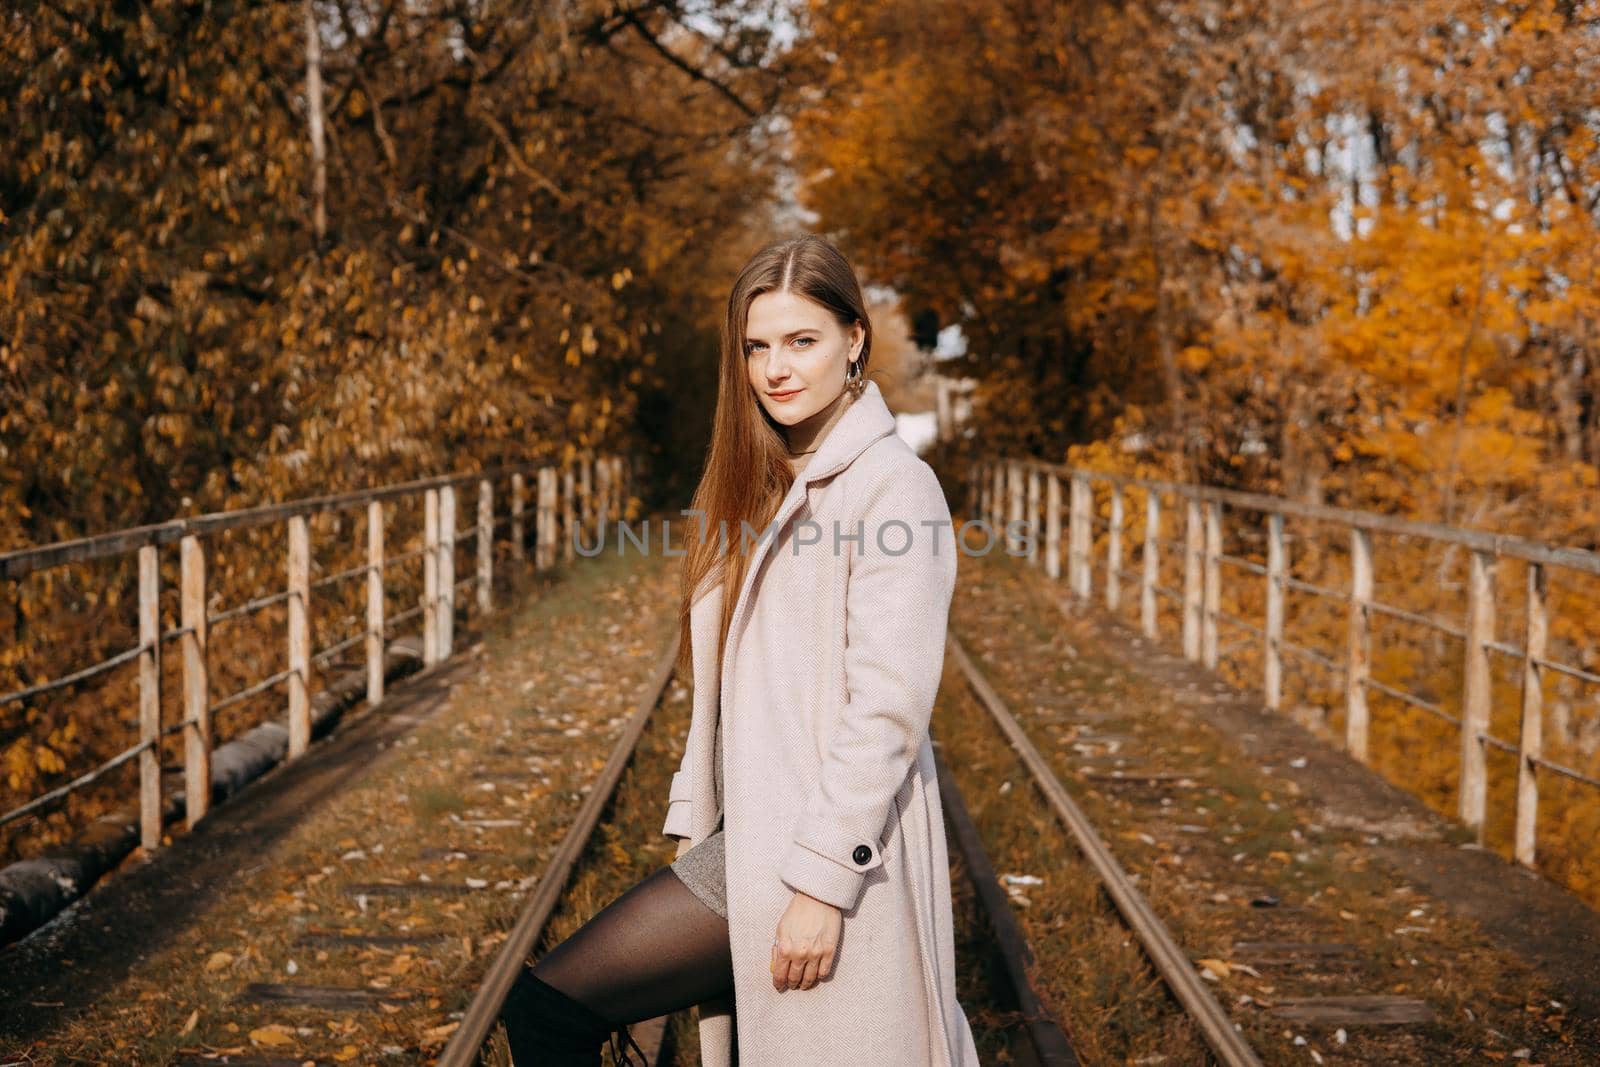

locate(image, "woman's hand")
[[770, 890, 841, 991]]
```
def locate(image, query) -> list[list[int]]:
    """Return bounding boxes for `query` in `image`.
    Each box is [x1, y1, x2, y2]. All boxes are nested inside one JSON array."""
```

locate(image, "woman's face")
[[744, 288, 863, 427]]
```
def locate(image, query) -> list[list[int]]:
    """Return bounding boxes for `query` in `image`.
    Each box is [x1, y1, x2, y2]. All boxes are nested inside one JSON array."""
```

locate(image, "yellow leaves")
[[1179, 345, 1211, 372], [421, 1021, 461, 1046], [248, 1024, 295, 1047], [1124, 145, 1159, 168]]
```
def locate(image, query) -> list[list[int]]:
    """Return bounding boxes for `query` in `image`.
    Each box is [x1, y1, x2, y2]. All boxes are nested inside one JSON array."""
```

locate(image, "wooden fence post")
[[597, 455, 612, 542], [1107, 486, 1124, 612], [1069, 474, 1091, 598], [614, 454, 624, 521], [287, 514, 311, 760], [1044, 473, 1061, 581], [1265, 512, 1285, 711], [579, 452, 593, 538], [511, 473, 526, 563], [439, 484, 456, 659], [1515, 562, 1547, 868], [1026, 465, 1040, 566], [562, 464, 576, 564], [1142, 492, 1159, 638], [367, 500, 384, 706], [1006, 461, 1024, 555], [477, 479, 493, 614], [1460, 549, 1495, 836], [1202, 500, 1221, 669], [423, 488, 440, 666], [138, 544, 161, 852], [180, 534, 211, 829], [538, 467, 557, 571], [1182, 496, 1202, 660], [614, 455, 626, 522], [985, 460, 998, 531], [1346, 526, 1373, 762]]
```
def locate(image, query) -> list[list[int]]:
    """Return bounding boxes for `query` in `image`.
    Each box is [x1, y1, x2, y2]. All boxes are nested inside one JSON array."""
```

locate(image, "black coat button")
[[852, 844, 872, 865]]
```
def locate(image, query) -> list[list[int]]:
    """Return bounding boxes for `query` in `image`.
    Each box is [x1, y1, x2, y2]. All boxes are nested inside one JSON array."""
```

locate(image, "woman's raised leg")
[[499, 863, 733, 1065]]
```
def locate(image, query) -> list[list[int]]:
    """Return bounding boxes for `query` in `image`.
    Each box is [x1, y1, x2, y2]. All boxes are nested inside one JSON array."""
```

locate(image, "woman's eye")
[[793, 337, 814, 347]]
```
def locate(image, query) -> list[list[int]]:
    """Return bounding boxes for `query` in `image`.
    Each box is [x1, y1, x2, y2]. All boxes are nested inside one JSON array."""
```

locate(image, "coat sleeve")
[[663, 572, 723, 841], [777, 459, 958, 910], [662, 757, 692, 840]]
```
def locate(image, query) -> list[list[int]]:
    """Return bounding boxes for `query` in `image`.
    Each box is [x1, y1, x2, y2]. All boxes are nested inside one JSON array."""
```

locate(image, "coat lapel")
[[718, 380, 898, 701]]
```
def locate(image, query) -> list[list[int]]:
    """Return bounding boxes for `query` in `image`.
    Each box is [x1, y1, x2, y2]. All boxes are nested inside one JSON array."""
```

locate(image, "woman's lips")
[[768, 388, 802, 401]]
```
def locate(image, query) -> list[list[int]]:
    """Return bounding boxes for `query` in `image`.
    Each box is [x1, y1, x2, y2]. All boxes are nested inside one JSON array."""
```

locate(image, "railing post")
[[985, 460, 998, 531], [138, 544, 161, 853], [1006, 460, 1024, 555], [597, 454, 613, 546], [1142, 491, 1159, 638], [1182, 496, 1202, 660], [287, 514, 312, 760], [1460, 549, 1496, 837], [366, 500, 385, 706], [1069, 473, 1091, 598], [439, 483, 457, 659], [614, 454, 624, 522], [511, 473, 526, 563], [477, 479, 493, 614], [179, 534, 211, 829], [579, 452, 594, 538], [562, 463, 576, 564], [1515, 562, 1547, 868], [1346, 526, 1373, 762], [1265, 512, 1285, 711], [615, 455, 627, 522], [423, 488, 440, 666], [1202, 500, 1221, 669], [1044, 472, 1061, 580], [1107, 485, 1123, 612], [538, 467, 554, 571], [1026, 465, 1040, 566]]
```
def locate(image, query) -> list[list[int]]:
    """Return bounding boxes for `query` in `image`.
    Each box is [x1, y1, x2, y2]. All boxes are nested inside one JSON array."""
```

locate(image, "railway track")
[[945, 632, 1265, 1067], [441, 633, 1102, 1067], [141, 622, 1263, 1066], [444, 634, 1264, 1067]]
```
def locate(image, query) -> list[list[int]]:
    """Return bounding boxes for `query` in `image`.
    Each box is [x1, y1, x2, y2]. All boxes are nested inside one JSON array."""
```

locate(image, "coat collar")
[[787, 377, 898, 490], [718, 378, 898, 692]]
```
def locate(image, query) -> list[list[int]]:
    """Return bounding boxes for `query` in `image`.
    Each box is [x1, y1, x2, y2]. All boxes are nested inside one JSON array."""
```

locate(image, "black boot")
[[499, 965, 648, 1066]]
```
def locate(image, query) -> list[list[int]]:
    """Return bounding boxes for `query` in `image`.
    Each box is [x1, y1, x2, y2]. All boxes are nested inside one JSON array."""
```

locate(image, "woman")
[[500, 234, 979, 1066]]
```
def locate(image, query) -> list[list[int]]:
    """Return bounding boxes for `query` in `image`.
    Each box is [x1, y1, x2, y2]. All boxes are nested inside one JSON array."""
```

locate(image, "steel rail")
[[947, 632, 1265, 1067], [437, 635, 680, 1067], [933, 744, 1080, 1065]]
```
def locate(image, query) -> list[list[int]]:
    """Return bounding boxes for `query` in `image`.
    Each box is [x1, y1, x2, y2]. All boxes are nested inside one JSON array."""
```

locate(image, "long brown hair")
[[675, 233, 875, 681]]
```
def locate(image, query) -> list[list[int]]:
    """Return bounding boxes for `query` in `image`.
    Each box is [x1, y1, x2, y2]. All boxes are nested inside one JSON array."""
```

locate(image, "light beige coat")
[[662, 379, 980, 1066]]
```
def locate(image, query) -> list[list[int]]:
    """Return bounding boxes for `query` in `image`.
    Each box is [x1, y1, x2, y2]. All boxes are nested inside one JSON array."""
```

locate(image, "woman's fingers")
[[772, 941, 830, 991]]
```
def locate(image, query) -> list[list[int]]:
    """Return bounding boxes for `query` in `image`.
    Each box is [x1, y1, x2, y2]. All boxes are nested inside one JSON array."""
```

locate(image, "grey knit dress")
[[668, 711, 726, 918]]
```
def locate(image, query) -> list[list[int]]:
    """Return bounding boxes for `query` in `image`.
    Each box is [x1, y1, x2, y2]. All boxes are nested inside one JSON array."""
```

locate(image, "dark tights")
[[500, 864, 734, 1064], [534, 863, 734, 1020]]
